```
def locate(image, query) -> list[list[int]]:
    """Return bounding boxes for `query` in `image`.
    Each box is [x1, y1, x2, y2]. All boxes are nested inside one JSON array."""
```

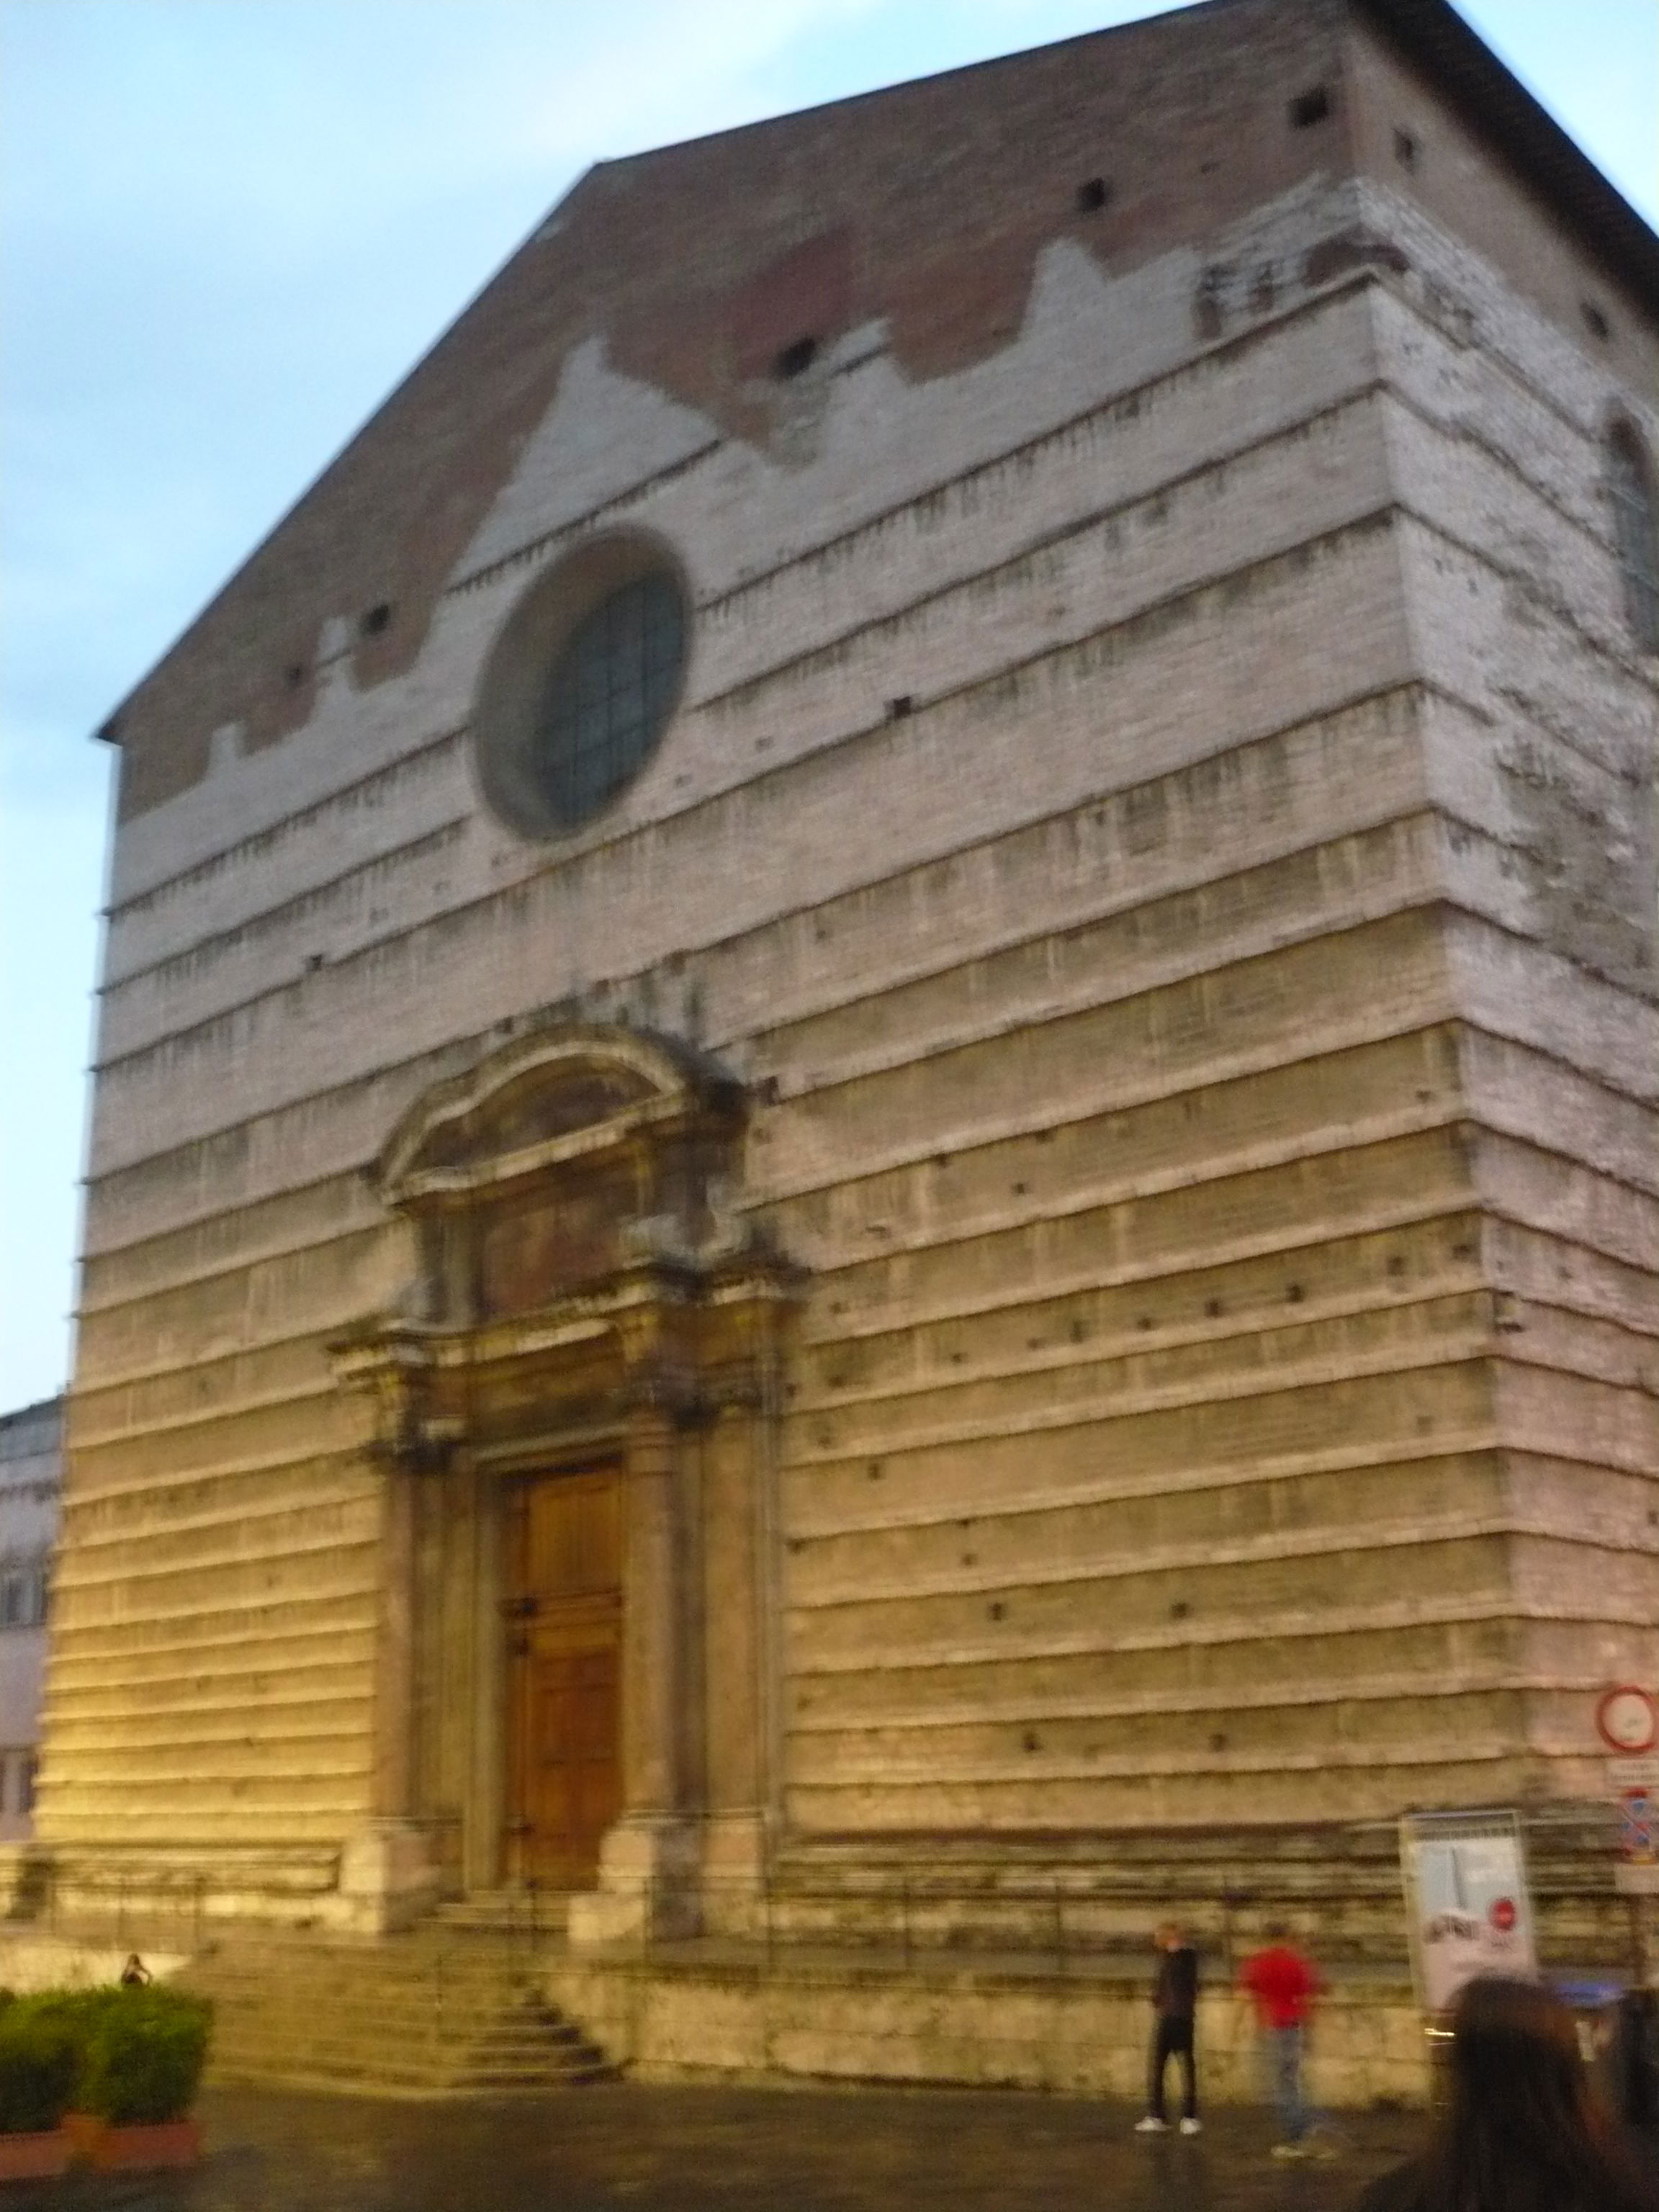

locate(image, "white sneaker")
[[1179, 2117, 1202, 2135], [1134, 2116, 1169, 2134]]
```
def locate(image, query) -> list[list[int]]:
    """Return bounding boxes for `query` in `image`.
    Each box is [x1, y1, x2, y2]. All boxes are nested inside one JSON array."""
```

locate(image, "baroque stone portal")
[[330, 1025, 795, 1937]]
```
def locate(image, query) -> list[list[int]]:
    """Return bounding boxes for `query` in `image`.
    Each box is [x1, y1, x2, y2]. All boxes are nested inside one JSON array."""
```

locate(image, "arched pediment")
[[377, 1023, 750, 1328], [378, 1024, 737, 1208]]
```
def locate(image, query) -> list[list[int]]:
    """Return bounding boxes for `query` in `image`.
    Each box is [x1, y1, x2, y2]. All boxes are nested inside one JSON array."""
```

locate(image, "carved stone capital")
[[703, 1359, 767, 1416], [619, 1359, 701, 1422], [327, 1323, 454, 1473]]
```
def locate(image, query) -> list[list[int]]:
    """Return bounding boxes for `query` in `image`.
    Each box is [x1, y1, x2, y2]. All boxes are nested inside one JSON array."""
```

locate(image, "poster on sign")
[[1400, 1810, 1537, 2015]]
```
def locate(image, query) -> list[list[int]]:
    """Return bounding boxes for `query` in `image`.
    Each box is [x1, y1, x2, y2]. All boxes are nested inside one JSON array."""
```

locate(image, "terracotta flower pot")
[[65, 2112, 202, 2171], [0, 2128, 73, 2179]]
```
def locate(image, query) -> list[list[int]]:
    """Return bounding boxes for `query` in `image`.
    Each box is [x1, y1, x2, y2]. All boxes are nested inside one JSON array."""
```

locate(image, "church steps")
[[181, 1934, 614, 2095]]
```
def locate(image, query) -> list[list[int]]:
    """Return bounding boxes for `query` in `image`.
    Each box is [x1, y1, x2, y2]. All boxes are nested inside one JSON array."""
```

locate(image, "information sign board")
[[1401, 1809, 1537, 2015]]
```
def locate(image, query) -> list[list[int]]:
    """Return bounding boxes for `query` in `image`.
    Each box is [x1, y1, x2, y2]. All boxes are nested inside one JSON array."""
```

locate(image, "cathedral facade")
[[46, 0, 1658, 1944]]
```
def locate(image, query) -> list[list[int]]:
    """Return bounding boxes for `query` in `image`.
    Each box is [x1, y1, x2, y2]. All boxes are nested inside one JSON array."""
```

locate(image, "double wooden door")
[[504, 1469, 623, 1886]]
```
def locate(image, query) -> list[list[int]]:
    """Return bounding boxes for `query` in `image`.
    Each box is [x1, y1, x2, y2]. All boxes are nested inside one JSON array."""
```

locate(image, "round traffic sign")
[[1596, 1685, 1659, 1754]]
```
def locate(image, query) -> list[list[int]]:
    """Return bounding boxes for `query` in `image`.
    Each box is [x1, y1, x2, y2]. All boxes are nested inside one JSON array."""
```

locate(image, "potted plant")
[[0, 1995, 80, 2179], [71, 1986, 212, 2172]]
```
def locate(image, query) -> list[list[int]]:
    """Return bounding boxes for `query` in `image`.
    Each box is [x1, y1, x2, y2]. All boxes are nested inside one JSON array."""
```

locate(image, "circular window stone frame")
[[473, 529, 691, 841]]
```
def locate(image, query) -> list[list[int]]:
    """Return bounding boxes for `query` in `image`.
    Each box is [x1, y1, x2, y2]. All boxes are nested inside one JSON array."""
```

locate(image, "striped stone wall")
[[42, 11, 1658, 1899]]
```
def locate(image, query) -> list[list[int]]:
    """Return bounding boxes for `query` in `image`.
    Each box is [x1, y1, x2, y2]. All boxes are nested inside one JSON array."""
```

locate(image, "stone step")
[[209, 2036, 608, 2076], [429, 1892, 578, 1930], [207, 2041, 611, 2089], [200, 1990, 553, 2026], [179, 1925, 614, 2095], [207, 2015, 595, 2054], [207, 2021, 598, 2060], [210, 2059, 612, 2096], [210, 2041, 611, 2074], [211, 2017, 593, 2044]]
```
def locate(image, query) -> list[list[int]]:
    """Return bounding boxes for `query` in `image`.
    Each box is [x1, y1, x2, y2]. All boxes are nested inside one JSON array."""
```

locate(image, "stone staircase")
[[181, 1927, 613, 2095]]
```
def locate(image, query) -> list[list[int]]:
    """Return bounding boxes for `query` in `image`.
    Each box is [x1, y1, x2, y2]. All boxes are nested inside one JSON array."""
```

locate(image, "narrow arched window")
[[1608, 418, 1659, 651]]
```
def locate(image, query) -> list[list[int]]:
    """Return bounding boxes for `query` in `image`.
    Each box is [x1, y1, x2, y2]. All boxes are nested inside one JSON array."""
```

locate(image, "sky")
[[1, 0, 1655, 1413]]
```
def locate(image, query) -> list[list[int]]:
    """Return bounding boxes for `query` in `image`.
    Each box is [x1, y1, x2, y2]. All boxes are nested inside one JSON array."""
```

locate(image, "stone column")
[[569, 1352, 698, 1948], [328, 1328, 444, 1933], [694, 1264, 795, 1930], [621, 1398, 683, 1818], [699, 1372, 768, 1922], [370, 1461, 417, 1822]]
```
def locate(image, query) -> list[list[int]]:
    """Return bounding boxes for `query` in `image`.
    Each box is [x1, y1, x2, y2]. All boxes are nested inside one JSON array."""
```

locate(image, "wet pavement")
[[1, 2082, 1426, 2211]]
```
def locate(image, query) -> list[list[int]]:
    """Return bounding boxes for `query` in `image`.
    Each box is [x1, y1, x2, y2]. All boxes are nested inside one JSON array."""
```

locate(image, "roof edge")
[[1356, 0, 1659, 318]]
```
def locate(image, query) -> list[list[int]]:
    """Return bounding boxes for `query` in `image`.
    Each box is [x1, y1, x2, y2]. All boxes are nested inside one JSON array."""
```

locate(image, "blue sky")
[[1, 0, 1655, 1410]]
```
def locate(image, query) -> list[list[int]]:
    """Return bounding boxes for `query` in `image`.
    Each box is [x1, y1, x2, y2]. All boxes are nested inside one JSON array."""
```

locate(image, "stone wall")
[[43, 0, 1658, 1910], [544, 1951, 1431, 2106]]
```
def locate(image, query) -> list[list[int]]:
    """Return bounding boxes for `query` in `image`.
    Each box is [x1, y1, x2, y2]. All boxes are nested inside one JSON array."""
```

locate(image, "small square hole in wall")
[[887, 695, 914, 719], [359, 601, 392, 637], [1393, 127, 1419, 171], [1582, 300, 1611, 341], [773, 335, 819, 379], [1290, 84, 1331, 128], [1076, 176, 1110, 214]]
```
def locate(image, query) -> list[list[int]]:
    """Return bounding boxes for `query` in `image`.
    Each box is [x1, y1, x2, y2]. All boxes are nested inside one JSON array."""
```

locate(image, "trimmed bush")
[[78, 1988, 212, 2127], [29, 1988, 120, 2041], [0, 1999, 81, 2134]]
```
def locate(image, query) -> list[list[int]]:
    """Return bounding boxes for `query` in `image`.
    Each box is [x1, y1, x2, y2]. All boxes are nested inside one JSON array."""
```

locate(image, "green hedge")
[[79, 1987, 212, 2126], [0, 1998, 82, 2134], [0, 1984, 212, 2133]]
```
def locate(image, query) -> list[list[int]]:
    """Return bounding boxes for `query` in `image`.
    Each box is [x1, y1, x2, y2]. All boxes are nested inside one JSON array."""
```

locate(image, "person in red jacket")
[[1237, 1925, 1323, 2157]]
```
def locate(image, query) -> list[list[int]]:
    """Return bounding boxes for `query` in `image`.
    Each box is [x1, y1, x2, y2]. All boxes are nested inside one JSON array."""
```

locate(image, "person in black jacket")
[[1611, 1985, 1659, 2141], [1352, 1975, 1659, 2212], [1135, 1922, 1201, 2135]]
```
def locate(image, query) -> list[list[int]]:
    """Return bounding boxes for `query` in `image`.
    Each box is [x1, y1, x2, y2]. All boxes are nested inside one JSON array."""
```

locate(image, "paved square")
[[0, 2085, 1426, 2210]]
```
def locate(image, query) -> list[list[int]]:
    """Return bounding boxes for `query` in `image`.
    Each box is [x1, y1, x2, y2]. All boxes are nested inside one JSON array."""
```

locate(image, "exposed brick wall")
[[108, 0, 1362, 821]]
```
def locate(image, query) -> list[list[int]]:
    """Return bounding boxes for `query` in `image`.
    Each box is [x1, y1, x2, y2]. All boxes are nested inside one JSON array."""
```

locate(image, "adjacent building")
[[0, 1401, 61, 1843], [44, 0, 1658, 1947]]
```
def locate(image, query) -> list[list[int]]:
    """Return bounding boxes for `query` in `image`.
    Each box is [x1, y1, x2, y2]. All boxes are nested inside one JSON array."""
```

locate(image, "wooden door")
[[504, 1470, 622, 1886]]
